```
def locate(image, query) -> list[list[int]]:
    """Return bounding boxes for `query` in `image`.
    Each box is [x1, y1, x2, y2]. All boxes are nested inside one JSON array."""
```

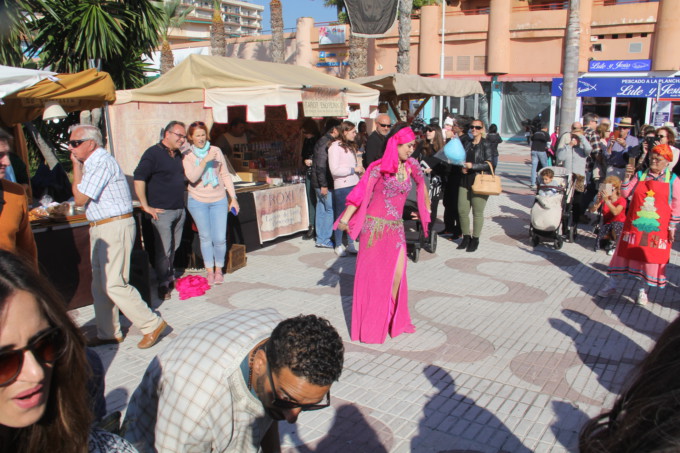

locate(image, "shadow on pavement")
[[550, 400, 590, 452], [411, 365, 531, 453]]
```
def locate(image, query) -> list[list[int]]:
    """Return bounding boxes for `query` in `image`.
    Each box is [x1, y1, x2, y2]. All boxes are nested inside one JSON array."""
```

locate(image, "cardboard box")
[[236, 172, 254, 182]]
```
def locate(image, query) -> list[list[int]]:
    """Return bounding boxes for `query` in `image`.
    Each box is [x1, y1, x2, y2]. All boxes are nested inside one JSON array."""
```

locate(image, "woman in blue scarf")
[[183, 121, 239, 285]]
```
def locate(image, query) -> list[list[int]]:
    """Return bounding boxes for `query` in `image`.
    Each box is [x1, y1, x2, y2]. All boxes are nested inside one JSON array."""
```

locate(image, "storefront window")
[[501, 82, 551, 137]]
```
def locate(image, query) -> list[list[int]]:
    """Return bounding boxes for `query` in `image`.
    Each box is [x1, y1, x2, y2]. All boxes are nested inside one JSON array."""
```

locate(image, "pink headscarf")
[[380, 127, 416, 174]]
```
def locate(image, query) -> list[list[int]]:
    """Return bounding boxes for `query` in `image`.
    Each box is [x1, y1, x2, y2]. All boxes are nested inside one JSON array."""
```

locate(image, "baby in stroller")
[[589, 175, 626, 255], [530, 167, 571, 248]]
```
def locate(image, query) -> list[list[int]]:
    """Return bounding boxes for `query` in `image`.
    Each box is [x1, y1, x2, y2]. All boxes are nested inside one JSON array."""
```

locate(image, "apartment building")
[[167, 0, 264, 43]]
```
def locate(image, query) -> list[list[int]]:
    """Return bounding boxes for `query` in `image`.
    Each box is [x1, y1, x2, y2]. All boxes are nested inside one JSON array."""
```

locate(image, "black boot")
[[466, 237, 479, 252], [457, 235, 471, 250], [302, 226, 315, 240]]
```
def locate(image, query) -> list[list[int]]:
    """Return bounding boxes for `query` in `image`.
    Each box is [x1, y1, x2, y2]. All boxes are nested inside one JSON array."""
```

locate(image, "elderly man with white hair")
[[363, 114, 392, 167]]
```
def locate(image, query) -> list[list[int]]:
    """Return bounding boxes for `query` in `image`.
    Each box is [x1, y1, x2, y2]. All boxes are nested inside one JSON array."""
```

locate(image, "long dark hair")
[[579, 314, 680, 452], [0, 250, 91, 453], [422, 125, 444, 157]]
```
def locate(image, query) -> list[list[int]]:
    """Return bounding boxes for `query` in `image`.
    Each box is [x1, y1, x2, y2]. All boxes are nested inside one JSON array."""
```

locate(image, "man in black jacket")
[[530, 124, 551, 190], [311, 119, 341, 248], [363, 114, 392, 167]]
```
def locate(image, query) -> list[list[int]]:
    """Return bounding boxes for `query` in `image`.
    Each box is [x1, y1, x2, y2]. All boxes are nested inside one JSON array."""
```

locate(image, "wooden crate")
[[226, 244, 247, 273]]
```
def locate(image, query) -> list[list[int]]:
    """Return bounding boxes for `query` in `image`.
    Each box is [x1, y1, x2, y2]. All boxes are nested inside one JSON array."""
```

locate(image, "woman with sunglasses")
[[183, 121, 240, 285], [0, 250, 136, 452], [457, 119, 494, 253], [335, 125, 430, 344]]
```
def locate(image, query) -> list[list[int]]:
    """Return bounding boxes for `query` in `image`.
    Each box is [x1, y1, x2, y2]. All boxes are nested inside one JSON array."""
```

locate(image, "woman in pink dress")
[[336, 126, 431, 344], [598, 144, 680, 305]]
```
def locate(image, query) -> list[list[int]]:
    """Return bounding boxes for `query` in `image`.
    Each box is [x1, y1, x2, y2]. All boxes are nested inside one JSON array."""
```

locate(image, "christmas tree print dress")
[[607, 168, 680, 287]]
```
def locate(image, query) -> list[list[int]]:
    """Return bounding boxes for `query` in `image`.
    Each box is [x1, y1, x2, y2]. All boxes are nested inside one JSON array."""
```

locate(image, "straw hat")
[[615, 117, 634, 127]]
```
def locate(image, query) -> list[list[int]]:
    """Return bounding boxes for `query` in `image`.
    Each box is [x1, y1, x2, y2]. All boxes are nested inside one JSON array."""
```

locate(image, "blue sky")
[[252, 0, 339, 33]]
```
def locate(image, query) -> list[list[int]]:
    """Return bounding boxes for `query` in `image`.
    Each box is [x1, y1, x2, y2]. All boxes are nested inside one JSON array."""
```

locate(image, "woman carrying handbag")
[[457, 119, 495, 253]]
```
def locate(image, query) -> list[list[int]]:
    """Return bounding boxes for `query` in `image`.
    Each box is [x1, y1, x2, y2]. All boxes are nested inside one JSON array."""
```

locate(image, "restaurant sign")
[[588, 59, 651, 72], [551, 77, 680, 99]]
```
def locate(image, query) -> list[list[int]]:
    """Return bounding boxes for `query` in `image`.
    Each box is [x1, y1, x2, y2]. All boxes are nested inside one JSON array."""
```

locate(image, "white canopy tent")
[[0, 66, 57, 101]]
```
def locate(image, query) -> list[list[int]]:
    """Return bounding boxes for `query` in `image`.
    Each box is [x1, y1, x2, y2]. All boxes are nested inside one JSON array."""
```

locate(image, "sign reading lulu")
[[252, 184, 309, 243], [588, 59, 652, 72], [301, 87, 346, 117], [551, 77, 680, 99]]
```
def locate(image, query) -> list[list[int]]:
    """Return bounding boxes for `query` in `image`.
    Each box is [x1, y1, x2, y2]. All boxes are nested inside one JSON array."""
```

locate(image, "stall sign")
[[302, 87, 346, 117], [589, 59, 651, 72], [253, 184, 308, 243], [551, 77, 680, 99]]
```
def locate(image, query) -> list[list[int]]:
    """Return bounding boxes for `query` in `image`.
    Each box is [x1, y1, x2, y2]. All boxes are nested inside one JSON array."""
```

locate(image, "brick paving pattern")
[[72, 141, 680, 452]]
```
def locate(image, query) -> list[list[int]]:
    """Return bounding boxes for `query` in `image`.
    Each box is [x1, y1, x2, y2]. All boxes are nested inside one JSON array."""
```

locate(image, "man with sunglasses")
[[69, 124, 168, 349], [124, 310, 344, 453], [363, 113, 392, 167], [0, 128, 37, 267], [605, 117, 639, 180], [133, 121, 187, 301]]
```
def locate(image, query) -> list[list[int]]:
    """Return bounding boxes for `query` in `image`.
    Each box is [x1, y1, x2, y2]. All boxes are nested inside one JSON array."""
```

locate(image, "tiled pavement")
[[72, 141, 680, 452]]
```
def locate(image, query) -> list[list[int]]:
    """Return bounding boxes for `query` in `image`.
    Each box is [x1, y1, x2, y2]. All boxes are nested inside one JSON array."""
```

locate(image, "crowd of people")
[[3, 109, 680, 451]]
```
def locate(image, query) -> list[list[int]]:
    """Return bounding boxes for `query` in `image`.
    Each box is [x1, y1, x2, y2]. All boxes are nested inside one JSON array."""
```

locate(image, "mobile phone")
[[230, 207, 238, 215]]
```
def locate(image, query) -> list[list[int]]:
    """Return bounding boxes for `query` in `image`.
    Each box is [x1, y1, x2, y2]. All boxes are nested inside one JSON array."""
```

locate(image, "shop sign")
[[652, 101, 672, 127], [588, 59, 651, 72], [301, 87, 346, 117], [551, 77, 680, 99], [319, 26, 345, 45]]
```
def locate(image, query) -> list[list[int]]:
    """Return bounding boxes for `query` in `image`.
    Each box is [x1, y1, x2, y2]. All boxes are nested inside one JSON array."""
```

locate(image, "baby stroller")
[[404, 172, 442, 262], [529, 166, 575, 250]]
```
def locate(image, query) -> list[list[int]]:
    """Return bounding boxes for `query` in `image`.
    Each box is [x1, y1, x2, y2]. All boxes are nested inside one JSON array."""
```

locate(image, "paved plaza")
[[72, 141, 680, 452]]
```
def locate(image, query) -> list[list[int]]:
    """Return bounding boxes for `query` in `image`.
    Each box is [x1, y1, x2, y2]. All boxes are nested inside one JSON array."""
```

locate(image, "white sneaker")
[[636, 288, 649, 306], [597, 284, 618, 298], [334, 246, 347, 257], [607, 247, 616, 256], [345, 242, 358, 254]]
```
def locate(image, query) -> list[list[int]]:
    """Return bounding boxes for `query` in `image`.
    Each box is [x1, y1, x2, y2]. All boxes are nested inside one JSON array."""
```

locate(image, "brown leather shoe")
[[87, 336, 123, 347], [158, 286, 172, 301], [137, 320, 168, 349]]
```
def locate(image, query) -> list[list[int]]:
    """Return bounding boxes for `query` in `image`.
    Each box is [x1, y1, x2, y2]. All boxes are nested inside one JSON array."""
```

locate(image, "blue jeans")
[[531, 151, 548, 186], [315, 188, 334, 246], [332, 186, 355, 247], [187, 195, 228, 268]]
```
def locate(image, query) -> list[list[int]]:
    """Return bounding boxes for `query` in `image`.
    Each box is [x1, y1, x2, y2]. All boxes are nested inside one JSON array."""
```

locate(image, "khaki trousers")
[[90, 217, 162, 339]]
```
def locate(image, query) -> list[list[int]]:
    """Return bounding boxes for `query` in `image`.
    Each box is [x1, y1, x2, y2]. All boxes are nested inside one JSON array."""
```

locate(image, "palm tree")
[[397, 0, 413, 74], [151, 0, 195, 73], [323, 0, 368, 77], [270, 0, 284, 63], [26, 0, 165, 88], [0, 0, 49, 67], [559, 0, 580, 139], [210, 0, 226, 57]]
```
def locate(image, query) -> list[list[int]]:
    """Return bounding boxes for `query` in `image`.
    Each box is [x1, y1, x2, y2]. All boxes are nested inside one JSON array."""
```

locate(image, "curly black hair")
[[266, 314, 344, 387]]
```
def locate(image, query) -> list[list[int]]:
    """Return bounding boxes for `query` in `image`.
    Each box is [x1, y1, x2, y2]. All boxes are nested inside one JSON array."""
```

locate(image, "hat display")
[[615, 117, 634, 127]]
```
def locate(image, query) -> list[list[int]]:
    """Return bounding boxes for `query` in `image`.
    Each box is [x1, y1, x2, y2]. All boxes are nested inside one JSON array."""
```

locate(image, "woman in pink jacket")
[[328, 121, 364, 257], [183, 121, 239, 285]]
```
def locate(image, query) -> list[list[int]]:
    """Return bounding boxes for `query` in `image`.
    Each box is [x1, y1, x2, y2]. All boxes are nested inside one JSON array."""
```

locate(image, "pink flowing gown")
[[340, 158, 430, 344]]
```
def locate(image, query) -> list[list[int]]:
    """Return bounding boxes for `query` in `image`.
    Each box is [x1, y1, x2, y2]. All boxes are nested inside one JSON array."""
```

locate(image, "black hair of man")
[[583, 112, 599, 127], [229, 117, 246, 128], [266, 314, 344, 387]]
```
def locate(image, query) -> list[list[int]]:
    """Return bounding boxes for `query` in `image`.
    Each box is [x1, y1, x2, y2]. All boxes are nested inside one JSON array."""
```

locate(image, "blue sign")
[[589, 59, 651, 72], [551, 77, 680, 99]]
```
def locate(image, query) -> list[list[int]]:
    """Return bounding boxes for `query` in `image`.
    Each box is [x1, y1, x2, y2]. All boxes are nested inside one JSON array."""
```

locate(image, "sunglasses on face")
[[471, 125, 484, 130], [66, 139, 89, 148], [378, 123, 392, 128], [266, 363, 330, 411], [0, 327, 65, 387], [657, 135, 667, 140]]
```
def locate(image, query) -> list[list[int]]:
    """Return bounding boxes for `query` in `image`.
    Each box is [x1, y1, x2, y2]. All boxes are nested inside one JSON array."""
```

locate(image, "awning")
[[0, 69, 116, 126], [353, 73, 484, 98], [0, 66, 57, 100]]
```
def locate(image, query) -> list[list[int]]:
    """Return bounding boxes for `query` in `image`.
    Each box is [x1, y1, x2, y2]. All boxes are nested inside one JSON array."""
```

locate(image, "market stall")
[[0, 68, 119, 309], [351, 73, 484, 119], [109, 54, 380, 250]]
